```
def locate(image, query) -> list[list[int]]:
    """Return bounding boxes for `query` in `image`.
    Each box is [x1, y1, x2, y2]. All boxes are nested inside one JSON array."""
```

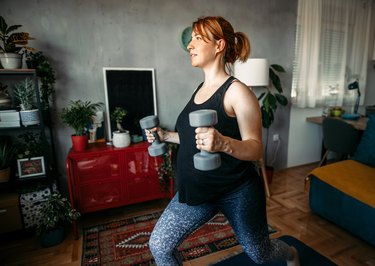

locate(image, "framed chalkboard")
[[103, 67, 157, 140]]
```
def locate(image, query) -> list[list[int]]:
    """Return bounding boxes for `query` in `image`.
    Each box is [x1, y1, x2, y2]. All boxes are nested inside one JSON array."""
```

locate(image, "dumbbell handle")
[[150, 129, 161, 144]]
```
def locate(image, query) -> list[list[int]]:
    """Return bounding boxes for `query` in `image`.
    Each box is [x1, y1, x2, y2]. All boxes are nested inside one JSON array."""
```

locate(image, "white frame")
[[17, 156, 46, 178], [103, 67, 157, 141]]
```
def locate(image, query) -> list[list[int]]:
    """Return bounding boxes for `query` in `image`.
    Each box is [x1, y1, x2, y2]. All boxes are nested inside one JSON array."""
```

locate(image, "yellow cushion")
[[310, 160, 375, 208]]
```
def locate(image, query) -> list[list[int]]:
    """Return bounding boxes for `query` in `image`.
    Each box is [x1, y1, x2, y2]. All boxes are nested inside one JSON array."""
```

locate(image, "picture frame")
[[103, 67, 158, 140], [17, 156, 46, 178]]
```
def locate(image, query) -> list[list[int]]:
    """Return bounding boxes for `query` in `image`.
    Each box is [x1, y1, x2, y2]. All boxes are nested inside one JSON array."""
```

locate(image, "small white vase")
[[112, 130, 131, 148], [0, 53, 22, 69]]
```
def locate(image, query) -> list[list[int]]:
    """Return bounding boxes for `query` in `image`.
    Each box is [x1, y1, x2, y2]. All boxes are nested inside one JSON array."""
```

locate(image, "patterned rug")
[[82, 211, 276, 266]]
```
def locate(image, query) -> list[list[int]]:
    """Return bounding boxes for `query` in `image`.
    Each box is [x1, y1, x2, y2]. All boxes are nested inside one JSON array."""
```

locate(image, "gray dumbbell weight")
[[189, 109, 221, 171], [139, 115, 167, 157]]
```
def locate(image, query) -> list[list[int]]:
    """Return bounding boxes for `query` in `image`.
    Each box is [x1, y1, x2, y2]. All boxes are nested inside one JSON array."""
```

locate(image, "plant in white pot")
[[61, 100, 103, 152], [13, 78, 40, 126], [36, 192, 80, 247], [0, 15, 34, 69], [0, 140, 17, 183], [110, 106, 131, 148]]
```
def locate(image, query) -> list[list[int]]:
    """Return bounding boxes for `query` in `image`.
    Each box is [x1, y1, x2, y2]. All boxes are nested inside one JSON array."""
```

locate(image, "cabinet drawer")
[[79, 180, 123, 212], [74, 154, 120, 181], [0, 205, 23, 234], [126, 150, 160, 176]]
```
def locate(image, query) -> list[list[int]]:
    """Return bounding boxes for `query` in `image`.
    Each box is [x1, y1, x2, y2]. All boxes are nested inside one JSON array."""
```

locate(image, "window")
[[292, 0, 372, 110]]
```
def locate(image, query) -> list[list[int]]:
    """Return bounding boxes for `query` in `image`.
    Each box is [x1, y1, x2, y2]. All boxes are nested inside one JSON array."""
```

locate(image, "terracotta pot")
[[71, 135, 88, 152], [0, 167, 11, 183]]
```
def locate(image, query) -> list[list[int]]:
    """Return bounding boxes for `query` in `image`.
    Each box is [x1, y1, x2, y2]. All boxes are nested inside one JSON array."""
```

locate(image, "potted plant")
[[0, 140, 17, 183], [110, 106, 131, 148], [36, 192, 80, 247], [24, 51, 56, 111], [13, 78, 40, 126], [0, 15, 34, 69], [258, 64, 288, 179], [61, 100, 103, 152], [158, 142, 178, 197]]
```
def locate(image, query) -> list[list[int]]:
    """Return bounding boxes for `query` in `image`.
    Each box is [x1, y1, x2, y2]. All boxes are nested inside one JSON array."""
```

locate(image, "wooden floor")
[[1, 163, 374, 266]]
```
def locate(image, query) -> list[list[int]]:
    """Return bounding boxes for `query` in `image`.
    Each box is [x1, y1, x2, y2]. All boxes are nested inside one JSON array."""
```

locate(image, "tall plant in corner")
[[258, 64, 288, 167]]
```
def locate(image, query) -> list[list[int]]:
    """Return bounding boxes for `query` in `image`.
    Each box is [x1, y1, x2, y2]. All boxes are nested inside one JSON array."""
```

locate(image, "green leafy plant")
[[36, 192, 80, 235], [61, 100, 103, 136], [0, 15, 34, 53], [24, 51, 56, 110], [158, 143, 178, 191], [258, 64, 288, 166], [110, 107, 127, 132], [16, 132, 48, 159], [0, 141, 17, 170], [13, 78, 36, 111]]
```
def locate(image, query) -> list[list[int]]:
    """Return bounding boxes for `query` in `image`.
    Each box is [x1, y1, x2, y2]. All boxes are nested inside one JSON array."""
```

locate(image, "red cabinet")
[[66, 142, 169, 214]]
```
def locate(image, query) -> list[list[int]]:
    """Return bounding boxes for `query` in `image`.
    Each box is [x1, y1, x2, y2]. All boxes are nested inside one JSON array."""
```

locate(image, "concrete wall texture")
[[1, 0, 374, 192]]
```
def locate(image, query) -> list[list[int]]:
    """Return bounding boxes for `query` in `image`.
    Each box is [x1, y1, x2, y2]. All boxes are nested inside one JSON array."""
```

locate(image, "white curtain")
[[292, 0, 372, 109]]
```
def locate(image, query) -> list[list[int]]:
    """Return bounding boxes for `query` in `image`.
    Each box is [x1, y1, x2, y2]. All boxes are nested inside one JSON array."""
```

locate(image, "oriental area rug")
[[82, 211, 276, 266]]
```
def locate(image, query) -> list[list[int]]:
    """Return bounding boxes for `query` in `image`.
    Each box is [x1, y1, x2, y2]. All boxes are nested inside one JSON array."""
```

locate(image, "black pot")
[[39, 226, 65, 247]]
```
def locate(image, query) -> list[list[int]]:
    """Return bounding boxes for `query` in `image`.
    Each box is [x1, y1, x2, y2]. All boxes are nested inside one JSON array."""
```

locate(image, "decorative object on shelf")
[[17, 156, 45, 179], [0, 109, 20, 127], [0, 82, 11, 108], [0, 15, 35, 69], [24, 51, 56, 110], [13, 78, 40, 126], [61, 100, 103, 152], [110, 106, 130, 148], [36, 192, 80, 247], [0, 140, 17, 183], [179, 26, 192, 52]]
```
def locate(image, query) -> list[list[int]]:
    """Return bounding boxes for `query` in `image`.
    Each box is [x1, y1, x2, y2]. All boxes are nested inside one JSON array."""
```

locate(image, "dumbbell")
[[189, 109, 221, 171], [139, 115, 167, 157]]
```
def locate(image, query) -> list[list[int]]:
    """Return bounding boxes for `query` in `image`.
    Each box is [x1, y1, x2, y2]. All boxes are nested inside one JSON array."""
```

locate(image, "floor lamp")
[[234, 58, 271, 197]]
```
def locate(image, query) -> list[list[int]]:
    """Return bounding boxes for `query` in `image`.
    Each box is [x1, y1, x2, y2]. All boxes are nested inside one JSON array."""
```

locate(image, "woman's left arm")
[[195, 81, 263, 161]]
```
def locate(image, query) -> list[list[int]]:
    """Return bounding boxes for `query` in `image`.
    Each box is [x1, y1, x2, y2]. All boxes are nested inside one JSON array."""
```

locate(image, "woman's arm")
[[195, 81, 263, 161]]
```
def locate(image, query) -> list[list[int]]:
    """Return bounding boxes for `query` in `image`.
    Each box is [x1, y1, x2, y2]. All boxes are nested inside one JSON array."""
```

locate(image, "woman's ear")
[[215, 39, 226, 53]]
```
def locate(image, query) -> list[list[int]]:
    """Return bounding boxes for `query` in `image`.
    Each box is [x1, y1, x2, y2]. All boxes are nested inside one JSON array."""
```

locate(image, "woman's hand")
[[195, 127, 224, 152], [144, 127, 163, 143]]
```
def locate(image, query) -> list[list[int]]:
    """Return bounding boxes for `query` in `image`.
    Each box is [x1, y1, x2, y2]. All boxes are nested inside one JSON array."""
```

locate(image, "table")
[[306, 116, 368, 131]]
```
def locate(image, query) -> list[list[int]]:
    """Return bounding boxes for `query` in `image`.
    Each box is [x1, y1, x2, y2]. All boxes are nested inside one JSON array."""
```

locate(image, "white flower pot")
[[0, 53, 22, 69], [112, 130, 131, 148], [20, 109, 40, 126]]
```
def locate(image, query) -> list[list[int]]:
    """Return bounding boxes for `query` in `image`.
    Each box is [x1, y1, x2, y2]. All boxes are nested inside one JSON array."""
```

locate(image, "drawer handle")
[[0, 209, 7, 214]]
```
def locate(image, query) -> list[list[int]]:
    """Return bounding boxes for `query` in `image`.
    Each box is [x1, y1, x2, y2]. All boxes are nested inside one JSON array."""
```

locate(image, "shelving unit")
[[0, 69, 56, 233]]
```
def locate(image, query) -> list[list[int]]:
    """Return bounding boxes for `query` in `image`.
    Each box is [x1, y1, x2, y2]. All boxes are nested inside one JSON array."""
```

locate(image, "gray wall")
[[1, 0, 303, 192]]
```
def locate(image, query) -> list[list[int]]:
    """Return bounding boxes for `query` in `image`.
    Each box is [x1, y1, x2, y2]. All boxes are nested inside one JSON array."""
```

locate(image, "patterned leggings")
[[149, 175, 292, 265]]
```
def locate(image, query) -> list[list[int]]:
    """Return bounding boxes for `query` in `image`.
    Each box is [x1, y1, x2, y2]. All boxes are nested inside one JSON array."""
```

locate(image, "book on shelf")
[[0, 121, 21, 128], [0, 109, 20, 122]]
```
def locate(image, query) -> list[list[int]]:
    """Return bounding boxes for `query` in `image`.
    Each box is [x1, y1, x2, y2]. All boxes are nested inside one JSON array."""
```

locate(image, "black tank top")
[[175, 76, 258, 205]]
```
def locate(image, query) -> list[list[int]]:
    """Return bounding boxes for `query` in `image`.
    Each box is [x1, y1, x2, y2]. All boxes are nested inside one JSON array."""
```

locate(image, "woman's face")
[[187, 30, 218, 68]]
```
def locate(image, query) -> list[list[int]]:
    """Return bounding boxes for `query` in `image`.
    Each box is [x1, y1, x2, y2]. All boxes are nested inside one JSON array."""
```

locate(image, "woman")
[[147, 16, 299, 266]]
